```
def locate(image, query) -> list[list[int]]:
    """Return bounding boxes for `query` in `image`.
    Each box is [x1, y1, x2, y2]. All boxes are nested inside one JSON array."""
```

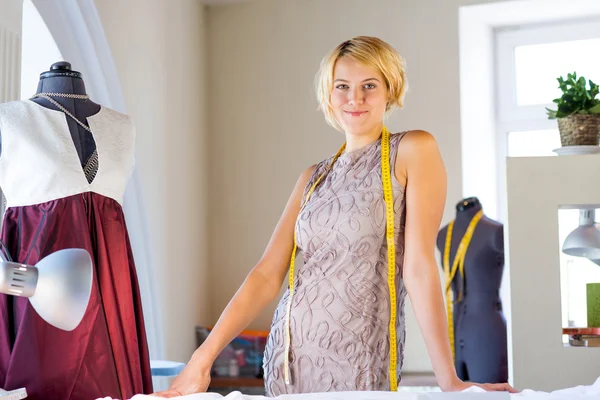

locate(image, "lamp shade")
[[562, 209, 600, 260], [0, 248, 93, 331]]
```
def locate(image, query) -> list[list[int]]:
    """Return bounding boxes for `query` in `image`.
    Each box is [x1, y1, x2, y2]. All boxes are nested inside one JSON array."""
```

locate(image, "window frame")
[[494, 17, 600, 344], [495, 18, 600, 134]]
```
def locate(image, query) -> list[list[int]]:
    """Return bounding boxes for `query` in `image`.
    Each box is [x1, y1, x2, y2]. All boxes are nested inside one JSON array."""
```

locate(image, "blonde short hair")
[[315, 36, 408, 131]]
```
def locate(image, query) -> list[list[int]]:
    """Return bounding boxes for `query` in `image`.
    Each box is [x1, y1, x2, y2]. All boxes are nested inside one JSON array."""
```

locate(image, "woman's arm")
[[153, 165, 316, 397], [396, 130, 515, 393]]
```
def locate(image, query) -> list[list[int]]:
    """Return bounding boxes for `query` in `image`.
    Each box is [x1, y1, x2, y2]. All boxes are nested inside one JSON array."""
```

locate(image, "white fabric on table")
[[95, 376, 600, 400]]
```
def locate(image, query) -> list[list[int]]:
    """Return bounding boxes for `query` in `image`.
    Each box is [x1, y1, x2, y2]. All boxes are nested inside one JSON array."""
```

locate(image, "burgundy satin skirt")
[[0, 192, 152, 399]]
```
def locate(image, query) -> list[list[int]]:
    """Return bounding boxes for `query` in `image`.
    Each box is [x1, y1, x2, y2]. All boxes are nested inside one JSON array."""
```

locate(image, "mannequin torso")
[[0, 61, 100, 168], [436, 197, 508, 383]]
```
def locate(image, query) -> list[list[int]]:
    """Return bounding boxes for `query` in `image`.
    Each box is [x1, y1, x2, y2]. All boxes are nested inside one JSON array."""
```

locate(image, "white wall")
[[95, 0, 210, 363], [93, 0, 517, 372], [206, 0, 507, 372]]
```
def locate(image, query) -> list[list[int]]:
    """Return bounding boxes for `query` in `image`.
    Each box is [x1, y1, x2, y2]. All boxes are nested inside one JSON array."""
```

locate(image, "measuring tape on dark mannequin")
[[283, 126, 400, 390], [443, 209, 483, 360]]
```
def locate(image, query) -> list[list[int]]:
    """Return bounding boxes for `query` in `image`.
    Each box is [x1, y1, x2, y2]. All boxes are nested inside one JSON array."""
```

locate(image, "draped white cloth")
[[32, 0, 164, 360]]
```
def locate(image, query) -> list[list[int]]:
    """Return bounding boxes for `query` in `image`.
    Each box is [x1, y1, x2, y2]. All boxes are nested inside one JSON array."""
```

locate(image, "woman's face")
[[330, 56, 388, 136]]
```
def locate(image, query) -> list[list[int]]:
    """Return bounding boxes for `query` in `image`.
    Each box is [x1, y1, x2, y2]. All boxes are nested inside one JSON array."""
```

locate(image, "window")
[[495, 18, 600, 343], [513, 38, 600, 107], [496, 19, 600, 156], [507, 129, 560, 157], [20, 0, 63, 99]]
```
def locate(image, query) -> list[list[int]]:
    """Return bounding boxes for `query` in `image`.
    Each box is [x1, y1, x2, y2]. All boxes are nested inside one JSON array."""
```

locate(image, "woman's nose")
[[348, 88, 364, 105]]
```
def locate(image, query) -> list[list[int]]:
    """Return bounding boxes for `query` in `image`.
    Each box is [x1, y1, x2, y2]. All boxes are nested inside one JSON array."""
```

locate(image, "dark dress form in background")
[[436, 197, 508, 384]]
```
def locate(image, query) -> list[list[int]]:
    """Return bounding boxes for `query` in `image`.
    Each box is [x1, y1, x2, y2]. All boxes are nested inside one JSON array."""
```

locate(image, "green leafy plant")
[[546, 72, 600, 119]]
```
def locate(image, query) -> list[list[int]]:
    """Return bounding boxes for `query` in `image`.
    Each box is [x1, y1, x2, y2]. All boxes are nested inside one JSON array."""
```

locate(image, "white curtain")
[[32, 0, 164, 361], [0, 0, 24, 228]]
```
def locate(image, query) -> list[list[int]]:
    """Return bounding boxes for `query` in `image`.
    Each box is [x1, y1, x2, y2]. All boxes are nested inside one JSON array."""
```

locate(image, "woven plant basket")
[[557, 114, 600, 146]]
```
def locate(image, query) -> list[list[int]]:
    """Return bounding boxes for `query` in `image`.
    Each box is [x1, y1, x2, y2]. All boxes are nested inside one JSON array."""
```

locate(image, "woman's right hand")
[[151, 356, 212, 398]]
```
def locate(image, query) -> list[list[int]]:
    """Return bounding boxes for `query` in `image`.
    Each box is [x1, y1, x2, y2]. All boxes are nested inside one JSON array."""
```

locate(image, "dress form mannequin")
[[436, 197, 508, 383], [0, 61, 100, 168], [0, 62, 152, 399]]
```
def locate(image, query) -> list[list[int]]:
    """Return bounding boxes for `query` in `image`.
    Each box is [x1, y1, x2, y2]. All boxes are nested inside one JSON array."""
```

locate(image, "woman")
[[154, 36, 516, 397]]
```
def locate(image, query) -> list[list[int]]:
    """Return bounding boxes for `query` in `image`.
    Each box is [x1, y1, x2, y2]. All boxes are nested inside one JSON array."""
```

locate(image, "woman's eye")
[[336, 84, 349, 90], [364, 84, 376, 89]]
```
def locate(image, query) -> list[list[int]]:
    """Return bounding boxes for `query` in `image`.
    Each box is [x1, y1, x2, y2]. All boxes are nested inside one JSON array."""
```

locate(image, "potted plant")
[[546, 72, 600, 147]]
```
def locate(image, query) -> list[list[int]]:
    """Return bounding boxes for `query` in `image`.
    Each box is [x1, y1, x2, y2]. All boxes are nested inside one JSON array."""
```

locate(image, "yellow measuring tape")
[[442, 209, 483, 361], [283, 126, 399, 390], [380, 126, 398, 391]]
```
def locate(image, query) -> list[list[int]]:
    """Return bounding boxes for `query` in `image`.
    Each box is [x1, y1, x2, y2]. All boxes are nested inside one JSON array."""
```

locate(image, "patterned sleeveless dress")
[[263, 132, 408, 396]]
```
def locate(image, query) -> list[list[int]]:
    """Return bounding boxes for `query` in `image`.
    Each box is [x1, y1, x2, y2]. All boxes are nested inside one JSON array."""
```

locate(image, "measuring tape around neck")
[[283, 126, 399, 390], [442, 209, 483, 361]]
